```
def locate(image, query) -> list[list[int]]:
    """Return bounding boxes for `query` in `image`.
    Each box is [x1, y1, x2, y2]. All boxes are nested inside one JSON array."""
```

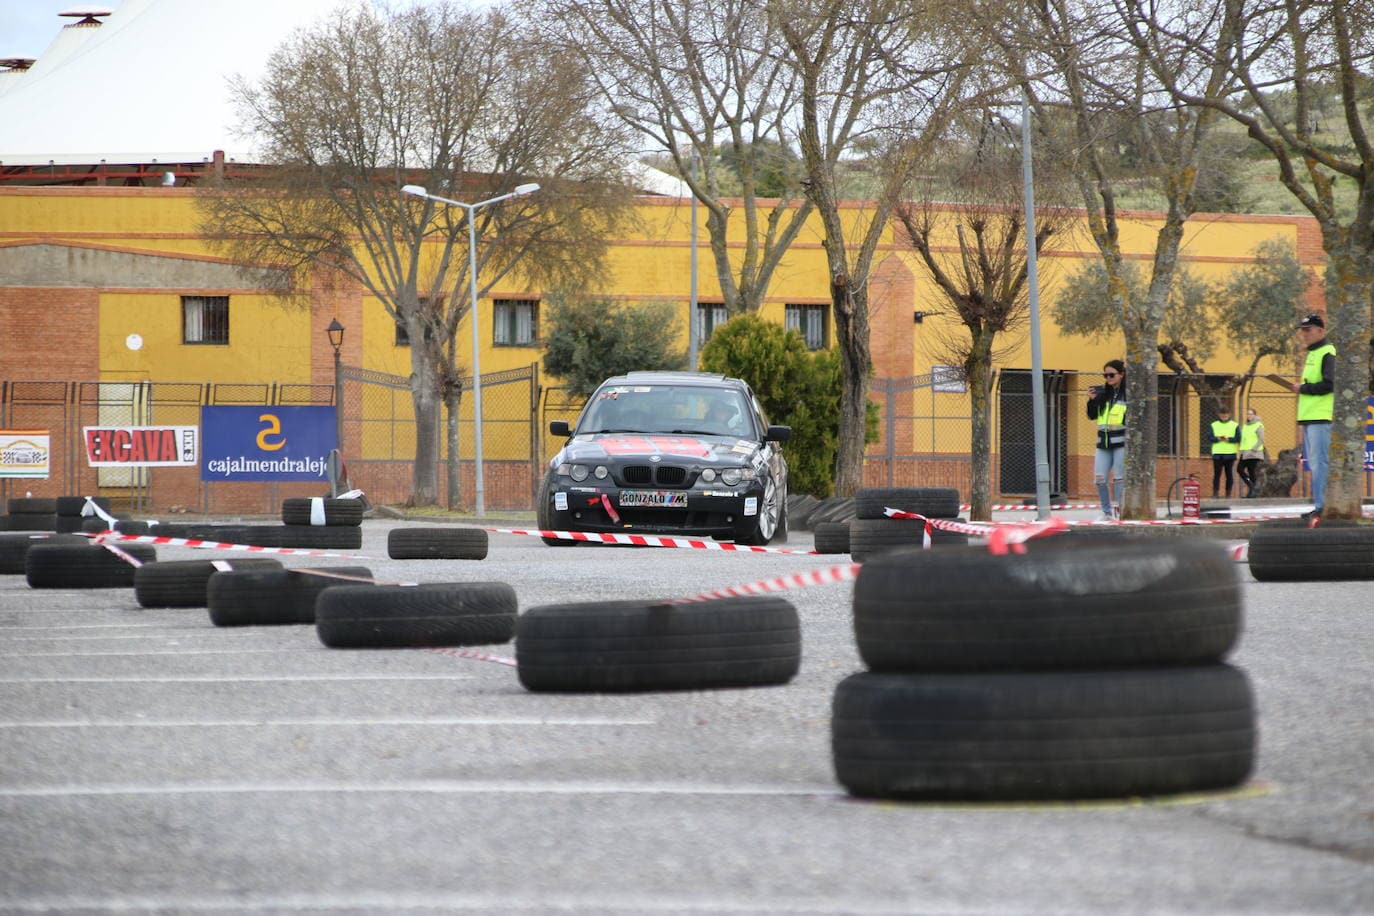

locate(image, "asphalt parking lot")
[[0, 518, 1370, 914]]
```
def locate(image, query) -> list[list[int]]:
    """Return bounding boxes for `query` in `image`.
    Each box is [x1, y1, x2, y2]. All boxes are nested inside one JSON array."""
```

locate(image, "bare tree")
[[199, 2, 635, 506], [770, 0, 980, 495], [523, 0, 813, 318], [1121, 0, 1374, 519], [897, 130, 1070, 519], [982, 0, 1237, 519]]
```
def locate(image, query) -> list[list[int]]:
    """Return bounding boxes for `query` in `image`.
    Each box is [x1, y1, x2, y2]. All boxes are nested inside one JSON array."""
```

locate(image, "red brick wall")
[[0, 287, 100, 380]]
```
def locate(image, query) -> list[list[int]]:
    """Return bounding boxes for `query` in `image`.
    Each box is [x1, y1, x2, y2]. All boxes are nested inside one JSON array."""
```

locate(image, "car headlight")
[[569, 464, 590, 481], [721, 468, 743, 486], [700, 468, 716, 483], [593, 465, 608, 479]]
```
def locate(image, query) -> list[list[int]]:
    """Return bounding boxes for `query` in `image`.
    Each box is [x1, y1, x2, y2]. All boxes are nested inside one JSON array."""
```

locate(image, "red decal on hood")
[[599, 436, 714, 458]]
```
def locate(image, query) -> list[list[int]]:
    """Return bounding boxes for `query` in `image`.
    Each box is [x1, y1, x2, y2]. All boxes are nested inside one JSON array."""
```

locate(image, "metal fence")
[[2, 367, 1356, 513]]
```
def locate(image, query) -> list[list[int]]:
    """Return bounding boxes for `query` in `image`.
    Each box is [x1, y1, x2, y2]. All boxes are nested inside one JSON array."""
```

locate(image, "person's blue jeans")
[[1302, 422, 1331, 510], [1094, 447, 1125, 515]]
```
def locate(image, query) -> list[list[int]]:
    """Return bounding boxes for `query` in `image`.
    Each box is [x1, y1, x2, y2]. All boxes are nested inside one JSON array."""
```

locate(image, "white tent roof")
[[0, 0, 343, 166]]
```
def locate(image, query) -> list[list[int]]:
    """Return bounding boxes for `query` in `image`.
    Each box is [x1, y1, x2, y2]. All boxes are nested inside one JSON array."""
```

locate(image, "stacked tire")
[[831, 538, 1256, 801], [275, 497, 366, 549], [1247, 518, 1374, 581], [2, 497, 57, 532], [56, 496, 112, 533], [849, 487, 966, 561]]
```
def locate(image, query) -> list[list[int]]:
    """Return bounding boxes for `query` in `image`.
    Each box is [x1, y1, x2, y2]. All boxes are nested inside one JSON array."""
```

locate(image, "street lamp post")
[[327, 318, 345, 451], [400, 181, 540, 516]]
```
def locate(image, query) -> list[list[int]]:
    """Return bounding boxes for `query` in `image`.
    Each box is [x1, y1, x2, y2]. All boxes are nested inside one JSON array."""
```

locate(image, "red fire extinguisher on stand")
[[1181, 474, 1201, 519]]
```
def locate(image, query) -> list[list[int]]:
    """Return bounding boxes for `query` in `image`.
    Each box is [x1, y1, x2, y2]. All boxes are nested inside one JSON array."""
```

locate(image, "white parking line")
[[0, 778, 836, 799], [0, 675, 477, 684], [0, 623, 165, 631], [0, 716, 657, 728], [0, 648, 311, 657], [0, 632, 265, 642], [0, 891, 923, 915]]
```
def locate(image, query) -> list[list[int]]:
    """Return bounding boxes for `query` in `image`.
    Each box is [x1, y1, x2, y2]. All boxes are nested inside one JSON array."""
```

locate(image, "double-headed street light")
[[400, 181, 539, 517]]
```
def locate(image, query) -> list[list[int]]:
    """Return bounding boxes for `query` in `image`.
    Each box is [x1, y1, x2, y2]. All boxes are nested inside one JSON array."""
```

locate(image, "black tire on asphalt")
[[25, 542, 158, 588], [854, 487, 961, 520], [134, 557, 284, 608], [848, 516, 969, 562], [387, 527, 489, 560], [787, 494, 821, 530], [56, 496, 111, 517], [0, 534, 88, 574], [515, 596, 801, 693], [315, 581, 517, 648], [280, 497, 365, 527], [208, 566, 374, 626], [813, 521, 851, 555], [7, 497, 57, 515], [80, 515, 131, 534], [853, 539, 1241, 671], [1, 514, 57, 531], [831, 665, 1256, 801], [1247, 519, 1374, 581], [230, 525, 362, 550]]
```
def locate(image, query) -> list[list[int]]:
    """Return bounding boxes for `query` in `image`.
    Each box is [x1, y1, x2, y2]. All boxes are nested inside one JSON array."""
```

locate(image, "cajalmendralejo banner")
[[200, 406, 337, 482]]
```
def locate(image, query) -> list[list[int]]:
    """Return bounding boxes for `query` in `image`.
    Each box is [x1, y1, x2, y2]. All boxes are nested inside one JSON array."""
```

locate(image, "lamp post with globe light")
[[400, 182, 540, 516]]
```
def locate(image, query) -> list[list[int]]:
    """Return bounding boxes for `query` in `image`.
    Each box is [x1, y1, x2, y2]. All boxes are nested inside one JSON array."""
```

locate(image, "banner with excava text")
[[0, 430, 50, 479], [84, 426, 198, 467], [200, 406, 337, 481]]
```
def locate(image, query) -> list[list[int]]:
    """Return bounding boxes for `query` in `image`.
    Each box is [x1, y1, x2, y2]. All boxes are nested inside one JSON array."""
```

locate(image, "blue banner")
[[1367, 396, 1373, 471], [200, 406, 337, 481]]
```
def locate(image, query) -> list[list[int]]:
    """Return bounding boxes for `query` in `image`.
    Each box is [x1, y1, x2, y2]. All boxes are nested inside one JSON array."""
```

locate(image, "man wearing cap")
[[1288, 313, 1335, 517]]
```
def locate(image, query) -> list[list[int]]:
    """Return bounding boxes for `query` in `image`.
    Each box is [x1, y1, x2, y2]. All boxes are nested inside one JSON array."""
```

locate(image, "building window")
[[182, 296, 228, 344], [696, 302, 727, 342], [493, 299, 538, 346], [785, 303, 827, 349]]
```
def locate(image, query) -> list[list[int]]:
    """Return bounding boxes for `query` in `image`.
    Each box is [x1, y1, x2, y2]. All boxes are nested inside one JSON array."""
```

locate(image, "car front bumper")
[[541, 482, 765, 540]]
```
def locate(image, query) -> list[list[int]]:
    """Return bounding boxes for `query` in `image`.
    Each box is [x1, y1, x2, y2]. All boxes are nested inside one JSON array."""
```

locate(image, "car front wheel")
[[740, 476, 783, 545]]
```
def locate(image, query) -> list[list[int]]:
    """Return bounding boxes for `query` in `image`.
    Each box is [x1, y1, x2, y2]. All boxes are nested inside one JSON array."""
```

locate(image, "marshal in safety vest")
[[1210, 418, 1239, 456], [1095, 398, 1126, 449], [1298, 342, 1336, 422]]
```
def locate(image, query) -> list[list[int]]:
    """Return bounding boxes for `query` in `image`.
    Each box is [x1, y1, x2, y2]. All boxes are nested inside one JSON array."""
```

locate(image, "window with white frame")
[[493, 299, 538, 346], [182, 296, 229, 344], [696, 302, 727, 342], [785, 303, 827, 349]]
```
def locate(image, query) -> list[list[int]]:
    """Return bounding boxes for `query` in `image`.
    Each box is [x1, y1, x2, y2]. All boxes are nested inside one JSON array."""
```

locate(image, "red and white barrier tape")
[[88, 531, 370, 560], [668, 562, 862, 604], [960, 503, 1102, 511], [424, 646, 518, 667], [489, 527, 818, 555]]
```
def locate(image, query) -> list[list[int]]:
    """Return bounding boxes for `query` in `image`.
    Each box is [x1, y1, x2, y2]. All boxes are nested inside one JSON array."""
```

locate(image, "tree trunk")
[[967, 333, 995, 521], [444, 386, 463, 511], [832, 274, 871, 497], [1320, 240, 1374, 519], [407, 345, 441, 507]]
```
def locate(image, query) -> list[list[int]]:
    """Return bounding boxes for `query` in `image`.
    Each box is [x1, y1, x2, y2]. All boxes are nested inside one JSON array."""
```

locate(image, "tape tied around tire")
[[311, 497, 327, 526]]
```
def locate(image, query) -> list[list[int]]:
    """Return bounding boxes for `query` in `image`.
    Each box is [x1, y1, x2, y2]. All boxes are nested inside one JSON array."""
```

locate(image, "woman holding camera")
[[1087, 360, 1127, 520]]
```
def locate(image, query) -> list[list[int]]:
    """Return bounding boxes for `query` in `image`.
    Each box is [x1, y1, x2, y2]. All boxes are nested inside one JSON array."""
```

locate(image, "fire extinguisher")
[[1181, 474, 1201, 519]]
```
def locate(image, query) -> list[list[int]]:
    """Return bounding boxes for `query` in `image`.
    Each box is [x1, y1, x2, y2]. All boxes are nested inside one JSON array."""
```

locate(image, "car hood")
[[557, 433, 761, 466]]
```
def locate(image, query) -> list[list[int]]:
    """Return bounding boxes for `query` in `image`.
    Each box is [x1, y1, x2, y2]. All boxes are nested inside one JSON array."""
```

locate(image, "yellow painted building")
[[0, 186, 1324, 506]]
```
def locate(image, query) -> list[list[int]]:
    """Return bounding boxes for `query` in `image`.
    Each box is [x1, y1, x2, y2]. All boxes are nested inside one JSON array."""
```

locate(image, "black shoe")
[[1301, 508, 1322, 521]]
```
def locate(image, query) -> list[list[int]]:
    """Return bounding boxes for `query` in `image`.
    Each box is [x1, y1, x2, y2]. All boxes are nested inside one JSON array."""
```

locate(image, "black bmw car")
[[537, 372, 791, 545]]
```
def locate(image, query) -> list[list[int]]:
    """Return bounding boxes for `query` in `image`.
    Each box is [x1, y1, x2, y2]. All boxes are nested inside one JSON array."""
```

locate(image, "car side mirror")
[[765, 425, 791, 443], [549, 420, 571, 437]]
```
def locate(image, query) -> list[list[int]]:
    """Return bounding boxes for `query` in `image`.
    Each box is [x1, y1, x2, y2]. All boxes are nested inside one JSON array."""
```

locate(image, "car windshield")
[[579, 385, 751, 437]]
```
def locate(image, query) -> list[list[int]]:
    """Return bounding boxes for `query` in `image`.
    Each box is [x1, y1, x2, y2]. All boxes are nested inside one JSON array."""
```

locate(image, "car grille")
[[622, 465, 689, 487]]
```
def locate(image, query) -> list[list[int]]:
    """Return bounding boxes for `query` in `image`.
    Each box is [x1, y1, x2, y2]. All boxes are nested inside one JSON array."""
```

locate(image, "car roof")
[[602, 371, 746, 390]]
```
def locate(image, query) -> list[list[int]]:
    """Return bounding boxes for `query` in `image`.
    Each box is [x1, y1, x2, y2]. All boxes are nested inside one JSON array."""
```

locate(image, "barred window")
[[696, 302, 727, 342], [785, 303, 827, 349], [494, 299, 538, 346], [182, 296, 229, 344]]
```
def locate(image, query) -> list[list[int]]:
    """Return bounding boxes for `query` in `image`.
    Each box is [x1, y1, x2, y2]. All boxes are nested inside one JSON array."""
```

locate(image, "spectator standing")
[[1237, 407, 1266, 498], [1087, 360, 1127, 519], [1288, 313, 1335, 518], [1208, 404, 1239, 499]]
